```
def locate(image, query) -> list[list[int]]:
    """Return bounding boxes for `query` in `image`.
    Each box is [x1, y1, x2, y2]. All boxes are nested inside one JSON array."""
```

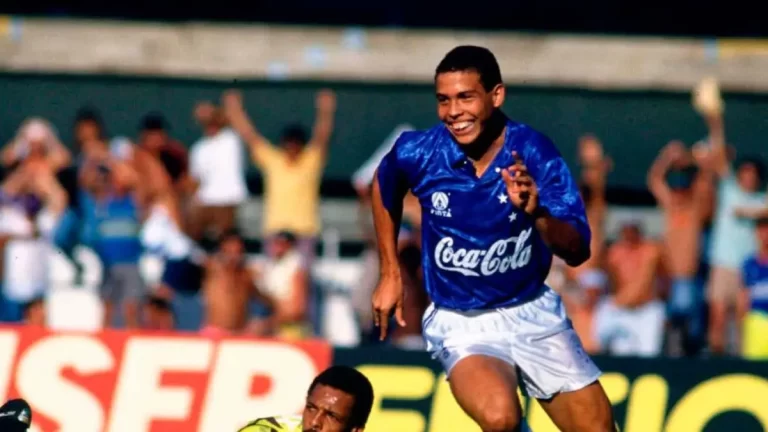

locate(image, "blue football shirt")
[[743, 255, 768, 314], [376, 119, 590, 310]]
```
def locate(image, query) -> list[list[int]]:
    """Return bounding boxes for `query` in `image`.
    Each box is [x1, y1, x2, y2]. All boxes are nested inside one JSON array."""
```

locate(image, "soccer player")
[[238, 365, 374, 432], [371, 46, 615, 431]]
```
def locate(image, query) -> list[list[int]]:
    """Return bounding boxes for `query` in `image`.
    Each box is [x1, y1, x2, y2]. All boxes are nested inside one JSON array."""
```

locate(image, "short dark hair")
[[74, 106, 104, 127], [145, 294, 172, 312], [308, 366, 374, 428], [736, 156, 767, 185], [22, 296, 44, 315], [218, 228, 243, 245], [281, 124, 308, 145], [275, 230, 297, 245], [435, 45, 502, 91], [140, 112, 168, 131]]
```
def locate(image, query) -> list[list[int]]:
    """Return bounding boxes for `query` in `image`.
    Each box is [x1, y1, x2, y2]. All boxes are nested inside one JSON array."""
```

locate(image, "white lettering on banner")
[[16, 335, 114, 432], [199, 342, 319, 432], [106, 338, 213, 432], [434, 228, 533, 277]]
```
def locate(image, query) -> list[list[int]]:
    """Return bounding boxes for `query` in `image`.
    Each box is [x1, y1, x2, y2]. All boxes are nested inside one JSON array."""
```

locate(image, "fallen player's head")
[[303, 366, 374, 432], [434, 45, 505, 146]]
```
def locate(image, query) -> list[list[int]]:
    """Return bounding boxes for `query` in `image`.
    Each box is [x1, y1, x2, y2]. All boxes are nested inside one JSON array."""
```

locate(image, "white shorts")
[[422, 287, 602, 399]]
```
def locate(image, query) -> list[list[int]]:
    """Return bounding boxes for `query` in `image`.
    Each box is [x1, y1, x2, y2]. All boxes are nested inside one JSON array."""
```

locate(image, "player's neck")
[[462, 110, 507, 163]]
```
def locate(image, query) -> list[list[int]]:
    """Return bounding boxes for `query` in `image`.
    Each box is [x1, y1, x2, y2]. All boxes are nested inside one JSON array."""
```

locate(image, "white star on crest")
[[497, 193, 508, 204], [509, 213, 517, 222]]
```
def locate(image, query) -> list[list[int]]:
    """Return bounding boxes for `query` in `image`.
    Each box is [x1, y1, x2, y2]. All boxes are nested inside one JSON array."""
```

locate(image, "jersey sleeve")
[[525, 131, 591, 247], [375, 131, 421, 215]]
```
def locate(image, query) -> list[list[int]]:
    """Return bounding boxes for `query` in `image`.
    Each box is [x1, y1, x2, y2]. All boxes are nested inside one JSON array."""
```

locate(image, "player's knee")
[[478, 407, 521, 432]]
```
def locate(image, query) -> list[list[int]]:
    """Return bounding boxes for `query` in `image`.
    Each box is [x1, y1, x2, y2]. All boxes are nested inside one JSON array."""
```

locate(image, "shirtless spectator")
[[648, 141, 710, 354], [202, 230, 273, 336], [694, 79, 768, 354], [255, 231, 310, 339], [560, 135, 611, 353], [223, 89, 336, 263], [137, 113, 189, 197], [595, 222, 664, 357]]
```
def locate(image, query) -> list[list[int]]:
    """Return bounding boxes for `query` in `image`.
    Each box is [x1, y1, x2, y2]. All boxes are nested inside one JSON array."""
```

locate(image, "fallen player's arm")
[[533, 207, 590, 267]]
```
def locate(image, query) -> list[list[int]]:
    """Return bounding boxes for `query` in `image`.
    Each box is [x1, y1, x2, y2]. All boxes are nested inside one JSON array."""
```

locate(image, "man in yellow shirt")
[[238, 365, 374, 432], [223, 88, 336, 264]]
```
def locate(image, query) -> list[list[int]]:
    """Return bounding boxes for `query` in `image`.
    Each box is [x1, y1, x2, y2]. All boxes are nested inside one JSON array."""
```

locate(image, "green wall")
[[1, 72, 766, 189]]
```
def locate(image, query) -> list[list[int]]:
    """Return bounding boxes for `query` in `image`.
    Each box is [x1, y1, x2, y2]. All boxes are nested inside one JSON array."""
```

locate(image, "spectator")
[[79, 154, 146, 328], [647, 141, 710, 354], [141, 295, 176, 331], [73, 107, 107, 155], [560, 135, 611, 354], [137, 113, 189, 195], [187, 101, 248, 243], [741, 216, 768, 359], [256, 231, 310, 338], [696, 95, 767, 355], [223, 88, 336, 263], [0, 164, 67, 322], [595, 222, 664, 357], [22, 296, 46, 327], [201, 230, 273, 336], [2, 118, 71, 174]]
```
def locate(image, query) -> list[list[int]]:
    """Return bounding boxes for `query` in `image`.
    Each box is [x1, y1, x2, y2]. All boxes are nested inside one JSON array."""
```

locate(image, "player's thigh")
[[538, 380, 616, 432], [449, 355, 524, 432]]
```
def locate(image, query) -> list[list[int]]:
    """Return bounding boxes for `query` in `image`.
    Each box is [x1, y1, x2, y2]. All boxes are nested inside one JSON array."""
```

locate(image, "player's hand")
[[371, 274, 406, 341], [502, 151, 539, 215]]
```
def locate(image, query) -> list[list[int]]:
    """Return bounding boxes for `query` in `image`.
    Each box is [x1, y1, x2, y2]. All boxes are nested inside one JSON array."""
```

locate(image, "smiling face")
[[435, 70, 505, 146]]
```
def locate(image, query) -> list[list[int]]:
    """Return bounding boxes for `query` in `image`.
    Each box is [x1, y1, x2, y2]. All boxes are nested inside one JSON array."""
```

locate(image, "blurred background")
[[1, 2, 768, 430]]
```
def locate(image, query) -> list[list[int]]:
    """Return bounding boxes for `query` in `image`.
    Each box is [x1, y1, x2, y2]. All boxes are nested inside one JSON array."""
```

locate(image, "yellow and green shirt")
[[238, 414, 302, 432]]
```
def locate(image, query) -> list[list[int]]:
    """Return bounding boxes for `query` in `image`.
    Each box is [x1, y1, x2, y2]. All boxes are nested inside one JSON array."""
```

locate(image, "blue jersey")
[[376, 119, 590, 310], [743, 255, 768, 314], [81, 192, 143, 268]]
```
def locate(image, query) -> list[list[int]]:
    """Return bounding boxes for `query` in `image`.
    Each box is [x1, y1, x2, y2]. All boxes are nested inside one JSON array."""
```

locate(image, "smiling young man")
[[371, 46, 615, 431]]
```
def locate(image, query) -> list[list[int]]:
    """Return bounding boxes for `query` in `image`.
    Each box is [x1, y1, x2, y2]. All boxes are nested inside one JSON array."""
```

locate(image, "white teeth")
[[452, 122, 472, 131]]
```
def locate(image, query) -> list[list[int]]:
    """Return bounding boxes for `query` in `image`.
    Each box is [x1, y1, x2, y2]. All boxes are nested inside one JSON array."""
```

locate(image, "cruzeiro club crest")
[[430, 191, 452, 218]]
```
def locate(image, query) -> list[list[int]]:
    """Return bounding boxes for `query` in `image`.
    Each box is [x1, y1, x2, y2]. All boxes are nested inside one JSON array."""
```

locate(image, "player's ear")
[[491, 84, 505, 108]]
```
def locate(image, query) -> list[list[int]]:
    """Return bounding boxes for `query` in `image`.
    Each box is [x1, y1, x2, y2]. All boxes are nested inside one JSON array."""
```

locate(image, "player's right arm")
[[371, 133, 418, 340]]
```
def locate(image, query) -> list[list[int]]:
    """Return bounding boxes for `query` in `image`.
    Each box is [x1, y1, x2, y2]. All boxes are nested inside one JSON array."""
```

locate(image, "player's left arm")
[[505, 133, 591, 266]]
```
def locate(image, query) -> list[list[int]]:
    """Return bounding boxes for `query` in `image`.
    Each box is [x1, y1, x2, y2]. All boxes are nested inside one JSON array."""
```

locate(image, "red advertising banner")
[[0, 326, 332, 432]]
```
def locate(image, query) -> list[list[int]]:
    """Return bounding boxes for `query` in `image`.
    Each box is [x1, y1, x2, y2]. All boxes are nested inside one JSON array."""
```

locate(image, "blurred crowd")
[[1, 79, 767, 359], [0, 88, 336, 341]]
